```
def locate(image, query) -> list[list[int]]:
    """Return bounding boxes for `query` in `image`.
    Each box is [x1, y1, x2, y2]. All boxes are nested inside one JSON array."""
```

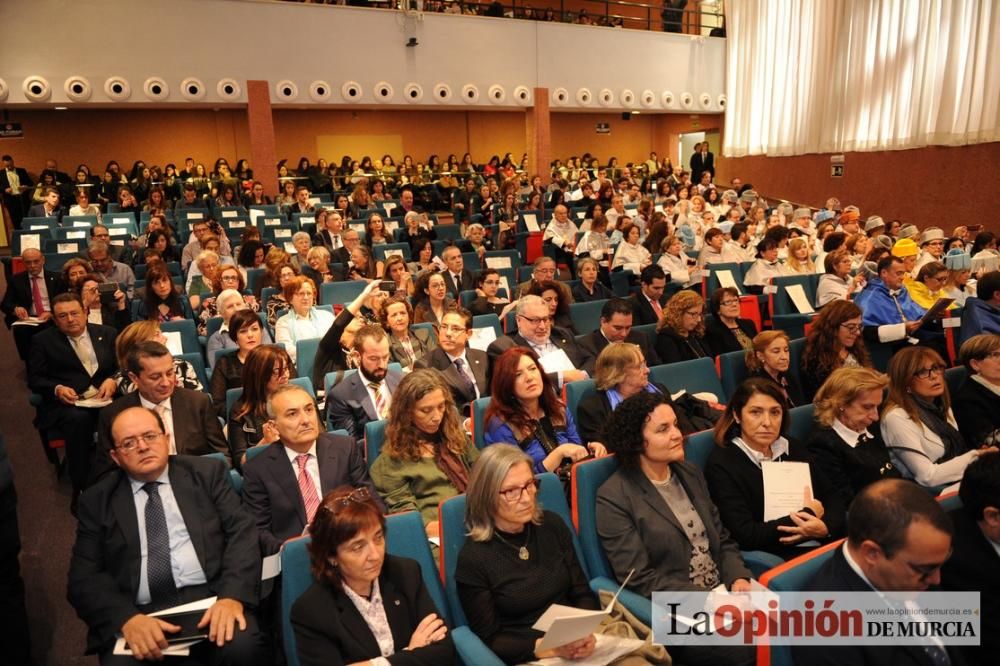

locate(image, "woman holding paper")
[[807, 367, 901, 510], [597, 391, 756, 666], [907, 261, 958, 311], [704, 378, 844, 560], [483, 347, 605, 475], [455, 444, 601, 664], [745, 331, 806, 408], [291, 485, 454, 666], [881, 346, 994, 489]]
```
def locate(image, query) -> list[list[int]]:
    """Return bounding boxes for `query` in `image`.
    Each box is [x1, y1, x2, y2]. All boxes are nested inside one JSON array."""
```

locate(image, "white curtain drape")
[[724, 0, 1000, 156]]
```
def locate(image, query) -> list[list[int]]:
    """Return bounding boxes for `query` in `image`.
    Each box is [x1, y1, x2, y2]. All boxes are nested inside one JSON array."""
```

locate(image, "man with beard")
[[326, 325, 404, 444]]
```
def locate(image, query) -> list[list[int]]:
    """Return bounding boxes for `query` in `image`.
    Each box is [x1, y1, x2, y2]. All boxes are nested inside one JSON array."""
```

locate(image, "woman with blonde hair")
[[655, 290, 711, 364], [112, 320, 203, 394], [745, 330, 805, 407], [807, 367, 900, 509], [954, 334, 1000, 448], [785, 237, 815, 275], [881, 346, 996, 489], [370, 369, 478, 538]]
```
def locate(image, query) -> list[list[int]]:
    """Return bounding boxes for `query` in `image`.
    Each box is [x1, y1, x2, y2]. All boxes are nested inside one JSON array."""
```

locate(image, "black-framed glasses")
[[914, 365, 946, 380], [518, 314, 552, 326], [499, 478, 540, 503], [117, 431, 165, 453], [839, 323, 864, 334]]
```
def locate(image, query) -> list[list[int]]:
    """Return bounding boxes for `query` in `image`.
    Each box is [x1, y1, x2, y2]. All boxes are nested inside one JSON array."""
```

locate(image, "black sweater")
[[806, 424, 901, 511], [454, 511, 598, 664]]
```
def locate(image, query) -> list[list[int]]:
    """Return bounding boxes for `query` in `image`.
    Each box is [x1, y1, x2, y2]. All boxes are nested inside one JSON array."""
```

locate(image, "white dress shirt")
[[140, 395, 176, 454], [284, 441, 321, 499]]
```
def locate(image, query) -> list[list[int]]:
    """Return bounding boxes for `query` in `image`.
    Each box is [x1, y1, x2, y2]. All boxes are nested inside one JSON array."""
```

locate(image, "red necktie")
[[651, 297, 663, 320], [31, 275, 46, 316], [296, 454, 320, 525]]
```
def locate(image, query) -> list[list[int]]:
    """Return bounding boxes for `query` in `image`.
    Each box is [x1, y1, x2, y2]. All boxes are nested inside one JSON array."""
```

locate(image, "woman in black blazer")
[[807, 367, 901, 511], [291, 487, 454, 666], [597, 391, 754, 666], [654, 290, 712, 364], [746, 330, 806, 408], [704, 378, 845, 561], [952, 334, 1000, 449], [703, 287, 757, 356]]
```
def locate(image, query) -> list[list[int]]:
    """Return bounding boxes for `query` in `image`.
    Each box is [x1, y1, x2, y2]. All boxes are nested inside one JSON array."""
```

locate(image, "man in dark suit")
[[93, 341, 229, 482], [27, 185, 62, 220], [578, 298, 661, 375], [629, 264, 668, 326], [1, 247, 66, 361], [332, 228, 361, 266], [284, 186, 315, 217], [242, 384, 383, 555], [486, 295, 588, 389], [67, 406, 269, 664], [440, 245, 475, 299], [313, 208, 346, 254], [327, 326, 404, 444], [688, 141, 715, 185], [28, 293, 118, 503], [1, 154, 32, 228], [414, 306, 489, 412], [941, 455, 1000, 666], [515, 256, 558, 300], [793, 479, 961, 666]]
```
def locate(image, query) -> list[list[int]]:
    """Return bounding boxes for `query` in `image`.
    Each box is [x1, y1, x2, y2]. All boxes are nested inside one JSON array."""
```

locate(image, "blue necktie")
[[143, 482, 178, 605]]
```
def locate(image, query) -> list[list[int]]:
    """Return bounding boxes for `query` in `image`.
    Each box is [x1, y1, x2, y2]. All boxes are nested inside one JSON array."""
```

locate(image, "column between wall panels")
[[246, 80, 279, 197], [526, 87, 551, 179]]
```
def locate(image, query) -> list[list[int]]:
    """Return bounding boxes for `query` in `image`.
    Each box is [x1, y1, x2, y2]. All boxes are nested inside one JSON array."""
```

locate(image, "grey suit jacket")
[[326, 368, 404, 442], [486, 327, 584, 386], [67, 456, 259, 653], [388, 326, 437, 369], [93, 388, 230, 483], [414, 347, 490, 410], [596, 461, 751, 597], [241, 433, 383, 555]]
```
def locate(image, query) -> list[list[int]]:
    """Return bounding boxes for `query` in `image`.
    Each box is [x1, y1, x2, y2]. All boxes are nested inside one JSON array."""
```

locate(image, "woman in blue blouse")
[[482, 346, 607, 475]]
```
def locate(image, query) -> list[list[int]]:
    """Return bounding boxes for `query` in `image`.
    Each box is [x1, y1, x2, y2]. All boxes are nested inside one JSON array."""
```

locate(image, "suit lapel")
[[316, 436, 342, 496], [111, 474, 143, 596], [627, 467, 684, 533], [168, 463, 209, 573], [334, 588, 383, 657], [87, 324, 113, 374], [56, 330, 88, 374], [350, 373, 379, 422], [380, 575, 412, 651], [269, 443, 307, 526], [468, 350, 488, 393]]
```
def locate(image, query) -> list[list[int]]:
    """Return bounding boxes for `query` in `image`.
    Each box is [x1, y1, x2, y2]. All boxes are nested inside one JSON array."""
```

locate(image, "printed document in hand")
[[536, 349, 576, 374], [532, 571, 633, 652], [762, 460, 813, 521]]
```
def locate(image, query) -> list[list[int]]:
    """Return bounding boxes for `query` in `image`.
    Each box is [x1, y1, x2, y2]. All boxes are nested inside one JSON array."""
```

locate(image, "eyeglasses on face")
[[720, 299, 740, 307], [839, 323, 864, 334], [117, 431, 165, 452], [914, 364, 946, 380], [518, 314, 552, 326], [498, 478, 540, 503], [271, 364, 291, 377]]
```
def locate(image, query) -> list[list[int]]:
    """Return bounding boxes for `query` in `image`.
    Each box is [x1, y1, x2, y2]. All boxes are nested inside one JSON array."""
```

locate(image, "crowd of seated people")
[[4, 148, 1000, 665]]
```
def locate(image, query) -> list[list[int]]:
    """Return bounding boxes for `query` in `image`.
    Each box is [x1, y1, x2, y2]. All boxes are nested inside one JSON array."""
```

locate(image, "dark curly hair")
[[603, 391, 670, 468], [802, 300, 871, 380]]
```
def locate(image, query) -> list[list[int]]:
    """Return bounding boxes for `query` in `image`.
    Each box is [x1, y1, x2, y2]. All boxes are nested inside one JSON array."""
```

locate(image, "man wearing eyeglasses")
[[87, 223, 134, 265], [415, 306, 490, 412], [93, 341, 228, 482], [242, 384, 383, 556], [515, 256, 558, 300], [793, 478, 961, 666], [68, 406, 269, 665], [487, 295, 587, 389]]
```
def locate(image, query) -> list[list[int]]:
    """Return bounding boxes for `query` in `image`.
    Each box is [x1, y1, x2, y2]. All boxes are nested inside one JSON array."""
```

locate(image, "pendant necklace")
[[495, 524, 531, 561]]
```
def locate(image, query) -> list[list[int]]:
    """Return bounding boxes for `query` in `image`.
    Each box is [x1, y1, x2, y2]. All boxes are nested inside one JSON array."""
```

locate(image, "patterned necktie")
[[30, 275, 46, 316], [368, 381, 388, 419], [331, 234, 341, 249], [142, 482, 178, 605], [454, 358, 477, 397], [295, 454, 320, 525]]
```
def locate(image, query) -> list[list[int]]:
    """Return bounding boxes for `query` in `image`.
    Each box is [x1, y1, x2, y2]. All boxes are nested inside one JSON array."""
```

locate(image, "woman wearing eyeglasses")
[[229, 345, 295, 466], [703, 287, 758, 355], [655, 290, 712, 365], [468, 268, 516, 318], [196, 264, 260, 337], [882, 346, 995, 490], [413, 271, 454, 326], [483, 347, 605, 478], [370, 370, 478, 540], [291, 486, 454, 666], [807, 367, 901, 510], [455, 446, 604, 664], [800, 300, 871, 402]]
